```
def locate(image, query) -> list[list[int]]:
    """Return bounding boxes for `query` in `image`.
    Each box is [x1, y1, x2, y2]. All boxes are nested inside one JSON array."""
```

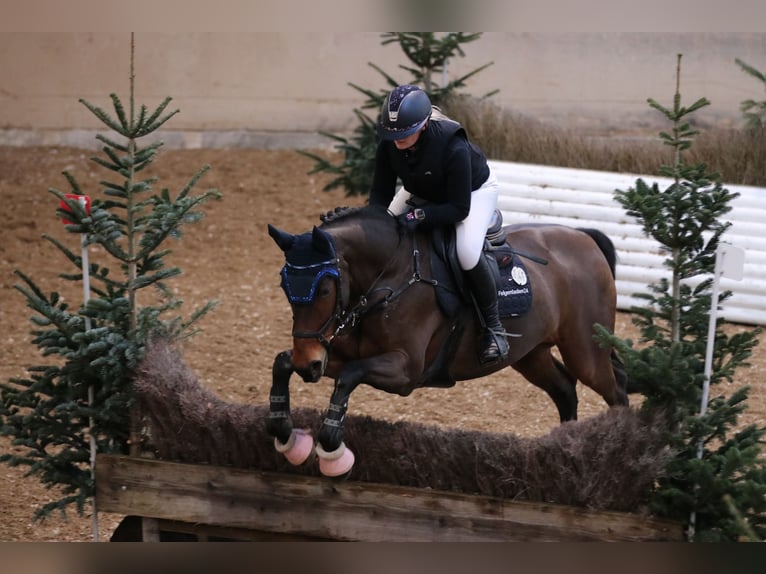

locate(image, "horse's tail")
[[578, 228, 640, 394], [577, 228, 616, 278]]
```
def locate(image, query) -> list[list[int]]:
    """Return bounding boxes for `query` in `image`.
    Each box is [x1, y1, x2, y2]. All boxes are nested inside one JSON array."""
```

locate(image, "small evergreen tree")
[[300, 32, 496, 197], [735, 57, 766, 131], [596, 54, 766, 541], [0, 36, 221, 519]]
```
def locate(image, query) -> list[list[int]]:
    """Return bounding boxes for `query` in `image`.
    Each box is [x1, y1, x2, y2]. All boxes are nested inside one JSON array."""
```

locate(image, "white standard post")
[[77, 197, 99, 543], [699, 243, 745, 427], [688, 242, 745, 540]]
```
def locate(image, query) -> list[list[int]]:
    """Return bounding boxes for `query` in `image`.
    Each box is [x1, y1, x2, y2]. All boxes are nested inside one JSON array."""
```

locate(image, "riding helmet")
[[377, 85, 432, 141]]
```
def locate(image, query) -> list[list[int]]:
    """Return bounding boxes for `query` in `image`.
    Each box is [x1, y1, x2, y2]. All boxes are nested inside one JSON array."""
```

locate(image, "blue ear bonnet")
[[280, 229, 339, 304]]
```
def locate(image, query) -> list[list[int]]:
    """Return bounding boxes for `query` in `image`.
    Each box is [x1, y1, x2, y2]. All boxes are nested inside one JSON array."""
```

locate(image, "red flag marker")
[[60, 193, 91, 224]]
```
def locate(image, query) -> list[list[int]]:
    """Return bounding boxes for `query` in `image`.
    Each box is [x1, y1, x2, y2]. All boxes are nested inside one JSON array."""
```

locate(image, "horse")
[[266, 204, 629, 477]]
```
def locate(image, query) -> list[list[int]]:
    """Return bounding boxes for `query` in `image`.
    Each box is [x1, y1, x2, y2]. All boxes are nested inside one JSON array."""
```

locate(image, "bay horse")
[[267, 205, 628, 477]]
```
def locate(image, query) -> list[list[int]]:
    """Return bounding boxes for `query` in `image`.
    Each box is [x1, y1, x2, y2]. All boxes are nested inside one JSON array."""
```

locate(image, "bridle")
[[290, 234, 439, 349]]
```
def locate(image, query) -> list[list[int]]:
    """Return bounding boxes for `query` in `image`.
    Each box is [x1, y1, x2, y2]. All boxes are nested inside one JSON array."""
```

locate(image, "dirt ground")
[[1, 146, 764, 541]]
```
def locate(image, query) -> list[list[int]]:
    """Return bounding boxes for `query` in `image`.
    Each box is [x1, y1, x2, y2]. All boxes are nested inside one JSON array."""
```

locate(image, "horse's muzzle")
[[294, 351, 327, 382]]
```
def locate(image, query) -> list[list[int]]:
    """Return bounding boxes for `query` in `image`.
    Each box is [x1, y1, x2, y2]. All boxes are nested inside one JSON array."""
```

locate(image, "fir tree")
[[735, 57, 766, 131], [300, 32, 496, 197], [0, 36, 221, 520], [596, 54, 766, 541]]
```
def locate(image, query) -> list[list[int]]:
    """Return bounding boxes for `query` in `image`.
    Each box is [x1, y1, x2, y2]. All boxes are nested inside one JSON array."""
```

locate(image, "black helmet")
[[377, 85, 432, 141]]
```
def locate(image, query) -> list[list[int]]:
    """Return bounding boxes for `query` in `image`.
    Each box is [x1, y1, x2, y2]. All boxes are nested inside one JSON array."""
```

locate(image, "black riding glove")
[[396, 209, 424, 232]]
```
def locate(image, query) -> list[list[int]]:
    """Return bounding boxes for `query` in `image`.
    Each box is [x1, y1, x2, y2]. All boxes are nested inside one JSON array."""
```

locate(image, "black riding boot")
[[466, 256, 509, 365]]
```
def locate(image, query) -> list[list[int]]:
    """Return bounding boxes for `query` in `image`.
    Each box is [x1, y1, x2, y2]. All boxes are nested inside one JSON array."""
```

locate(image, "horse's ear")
[[267, 224, 295, 252], [311, 226, 334, 256]]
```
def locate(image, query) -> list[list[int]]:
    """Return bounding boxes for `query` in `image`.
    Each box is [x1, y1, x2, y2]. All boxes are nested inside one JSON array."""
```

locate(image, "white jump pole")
[[688, 242, 745, 540], [62, 194, 98, 542]]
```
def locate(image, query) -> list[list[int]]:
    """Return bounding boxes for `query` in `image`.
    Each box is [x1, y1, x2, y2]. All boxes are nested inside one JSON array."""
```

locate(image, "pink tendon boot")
[[315, 441, 355, 477], [274, 429, 314, 466]]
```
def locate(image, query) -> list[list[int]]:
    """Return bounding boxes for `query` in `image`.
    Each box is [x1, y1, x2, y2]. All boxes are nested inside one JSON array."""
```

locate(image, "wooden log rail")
[[95, 454, 684, 542]]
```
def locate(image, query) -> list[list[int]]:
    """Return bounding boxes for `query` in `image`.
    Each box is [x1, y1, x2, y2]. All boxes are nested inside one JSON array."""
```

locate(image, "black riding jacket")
[[369, 118, 490, 229]]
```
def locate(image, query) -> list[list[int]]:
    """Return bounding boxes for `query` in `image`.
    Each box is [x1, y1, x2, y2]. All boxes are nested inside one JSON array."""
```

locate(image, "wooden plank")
[[95, 454, 683, 542], [153, 519, 328, 541]]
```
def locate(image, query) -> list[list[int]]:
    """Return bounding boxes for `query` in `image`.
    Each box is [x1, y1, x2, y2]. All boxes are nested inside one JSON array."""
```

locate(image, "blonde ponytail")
[[429, 105, 452, 122]]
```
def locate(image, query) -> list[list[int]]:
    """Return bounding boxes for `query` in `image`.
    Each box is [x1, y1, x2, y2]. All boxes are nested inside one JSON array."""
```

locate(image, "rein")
[[292, 234, 438, 349]]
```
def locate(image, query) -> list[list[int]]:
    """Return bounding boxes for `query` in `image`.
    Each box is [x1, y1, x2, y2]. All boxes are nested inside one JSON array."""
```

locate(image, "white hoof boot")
[[274, 429, 314, 465]]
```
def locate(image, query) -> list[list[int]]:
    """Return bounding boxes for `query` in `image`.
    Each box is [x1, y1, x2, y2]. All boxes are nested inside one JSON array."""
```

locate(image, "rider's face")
[[393, 124, 426, 150]]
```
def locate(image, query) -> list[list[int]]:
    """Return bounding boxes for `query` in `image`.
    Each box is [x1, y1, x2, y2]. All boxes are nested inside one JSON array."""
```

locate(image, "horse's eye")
[[318, 283, 332, 298]]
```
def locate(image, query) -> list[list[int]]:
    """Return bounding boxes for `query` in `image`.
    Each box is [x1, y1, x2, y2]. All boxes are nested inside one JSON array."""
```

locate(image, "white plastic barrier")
[[489, 161, 766, 326]]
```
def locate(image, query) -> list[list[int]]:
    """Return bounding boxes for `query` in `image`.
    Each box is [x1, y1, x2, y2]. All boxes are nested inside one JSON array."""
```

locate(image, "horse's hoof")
[[274, 429, 314, 466], [316, 441, 355, 477]]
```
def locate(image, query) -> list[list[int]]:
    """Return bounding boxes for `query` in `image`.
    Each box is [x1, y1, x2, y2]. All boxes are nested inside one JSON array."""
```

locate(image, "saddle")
[[430, 209, 534, 319]]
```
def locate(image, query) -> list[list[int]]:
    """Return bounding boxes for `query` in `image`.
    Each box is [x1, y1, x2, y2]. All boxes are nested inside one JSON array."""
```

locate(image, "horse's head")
[[268, 222, 342, 382], [269, 206, 403, 382]]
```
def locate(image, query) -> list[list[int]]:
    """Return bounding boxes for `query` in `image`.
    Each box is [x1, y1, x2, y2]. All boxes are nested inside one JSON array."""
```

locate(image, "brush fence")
[[490, 161, 766, 326]]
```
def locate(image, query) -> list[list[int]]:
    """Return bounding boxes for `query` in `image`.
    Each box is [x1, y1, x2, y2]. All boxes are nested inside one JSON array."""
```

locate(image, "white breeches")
[[387, 167, 500, 270]]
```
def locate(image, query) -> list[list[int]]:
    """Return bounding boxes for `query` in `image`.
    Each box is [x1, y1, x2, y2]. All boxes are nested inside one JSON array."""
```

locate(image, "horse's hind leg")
[[611, 349, 631, 396], [514, 346, 578, 422], [558, 339, 629, 408]]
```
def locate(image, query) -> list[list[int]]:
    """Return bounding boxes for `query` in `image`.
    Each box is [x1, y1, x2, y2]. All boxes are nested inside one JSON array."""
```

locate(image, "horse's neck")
[[335, 223, 408, 290]]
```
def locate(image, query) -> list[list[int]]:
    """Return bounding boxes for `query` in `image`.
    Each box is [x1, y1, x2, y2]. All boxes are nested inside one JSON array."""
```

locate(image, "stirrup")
[[480, 330, 509, 364]]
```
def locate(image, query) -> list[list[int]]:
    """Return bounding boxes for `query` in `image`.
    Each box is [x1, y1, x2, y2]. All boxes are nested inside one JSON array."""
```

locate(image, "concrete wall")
[[1, 33, 765, 148]]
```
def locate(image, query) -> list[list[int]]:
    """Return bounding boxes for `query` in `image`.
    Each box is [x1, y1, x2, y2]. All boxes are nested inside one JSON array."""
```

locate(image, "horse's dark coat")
[[267, 205, 628, 459]]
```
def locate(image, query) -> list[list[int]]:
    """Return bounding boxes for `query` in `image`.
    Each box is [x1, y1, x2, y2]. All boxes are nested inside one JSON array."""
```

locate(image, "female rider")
[[369, 84, 509, 365]]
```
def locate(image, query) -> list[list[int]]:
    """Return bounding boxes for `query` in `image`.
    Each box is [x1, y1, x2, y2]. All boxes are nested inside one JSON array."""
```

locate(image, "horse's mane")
[[319, 204, 392, 227], [318, 205, 402, 258]]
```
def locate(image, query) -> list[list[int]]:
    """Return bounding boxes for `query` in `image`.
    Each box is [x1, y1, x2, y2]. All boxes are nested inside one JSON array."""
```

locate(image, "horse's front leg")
[[316, 351, 415, 477], [315, 370, 362, 478], [267, 350, 314, 466]]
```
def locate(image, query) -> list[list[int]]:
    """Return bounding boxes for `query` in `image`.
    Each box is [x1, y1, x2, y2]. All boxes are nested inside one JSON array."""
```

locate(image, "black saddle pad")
[[429, 229, 533, 320], [496, 253, 533, 318]]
